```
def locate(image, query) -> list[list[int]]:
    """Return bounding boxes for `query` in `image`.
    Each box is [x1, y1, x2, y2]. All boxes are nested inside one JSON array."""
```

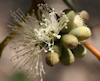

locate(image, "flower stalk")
[[84, 41, 100, 61]]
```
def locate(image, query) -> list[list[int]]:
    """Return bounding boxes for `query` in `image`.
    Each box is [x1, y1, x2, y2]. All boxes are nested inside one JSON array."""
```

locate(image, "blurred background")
[[0, 0, 100, 81]]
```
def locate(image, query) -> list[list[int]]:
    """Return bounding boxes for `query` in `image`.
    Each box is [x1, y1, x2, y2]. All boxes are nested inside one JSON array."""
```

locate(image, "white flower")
[[8, 3, 69, 81]]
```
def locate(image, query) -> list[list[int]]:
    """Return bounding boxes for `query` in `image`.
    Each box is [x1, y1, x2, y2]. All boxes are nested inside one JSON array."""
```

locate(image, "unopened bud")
[[61, 34, 78, 49], [60, 47, 75, 66], [80, 10, 89, 22], [71, 44, 87, 58], [69, 26, 91, 41], [46, 52, 59, 66]]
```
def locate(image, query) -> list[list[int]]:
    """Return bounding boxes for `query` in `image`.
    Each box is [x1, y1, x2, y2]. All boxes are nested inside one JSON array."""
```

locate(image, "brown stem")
[[84, 41, 100, 61], [31, 0, 45, 20], [31, 0, 59, 19], [31, 0, 44, 7]]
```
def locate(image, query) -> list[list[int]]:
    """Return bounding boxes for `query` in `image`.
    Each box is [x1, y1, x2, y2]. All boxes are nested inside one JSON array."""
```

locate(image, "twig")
[[84, 41, 100, 61]]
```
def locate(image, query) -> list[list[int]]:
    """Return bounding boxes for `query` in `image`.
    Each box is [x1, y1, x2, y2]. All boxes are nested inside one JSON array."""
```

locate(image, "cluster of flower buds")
[[46, 9, 91, 66]]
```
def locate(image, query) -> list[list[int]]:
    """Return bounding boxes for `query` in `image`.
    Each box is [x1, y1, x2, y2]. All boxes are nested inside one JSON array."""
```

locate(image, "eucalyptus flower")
[[7, 3, 69, 81]]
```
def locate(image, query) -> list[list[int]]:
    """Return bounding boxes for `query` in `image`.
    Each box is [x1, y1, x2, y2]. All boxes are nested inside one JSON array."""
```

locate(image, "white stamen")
[[8, 3, 69, 81]]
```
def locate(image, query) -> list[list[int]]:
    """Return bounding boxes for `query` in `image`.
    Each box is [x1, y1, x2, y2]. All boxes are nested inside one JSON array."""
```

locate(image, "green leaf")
[[63, 0, 79, 11]]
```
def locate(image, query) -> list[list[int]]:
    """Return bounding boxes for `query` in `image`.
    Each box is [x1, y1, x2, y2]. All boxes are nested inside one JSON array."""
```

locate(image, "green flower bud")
[[71, 44, 87, 58], [46, 52, 59, 67], [46, 42, 62, 66], [61, 34, 78, 49], [69, 26, 91, 41], [73, 14, 84, 28], [60, 47, 75, 66], [80, 10, 89, 22], [52, 42, 62, 57], [61, 9, 76, 33], [79, 40, 86, 44]]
